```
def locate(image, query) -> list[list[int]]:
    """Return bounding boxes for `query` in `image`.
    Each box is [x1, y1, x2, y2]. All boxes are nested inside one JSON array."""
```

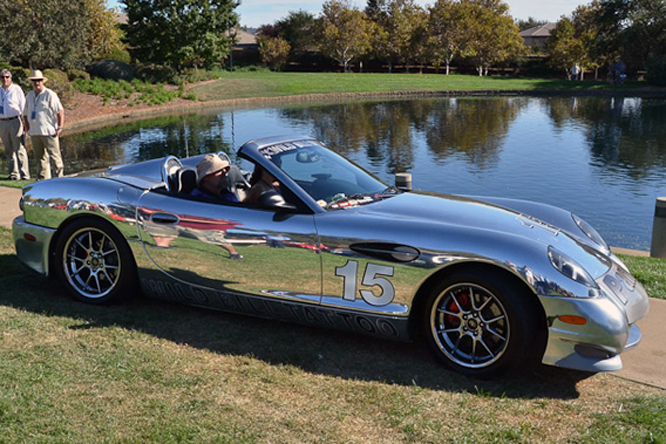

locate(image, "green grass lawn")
[[1, 227, 665, 443], [190, 71, 644, 102], [0, 178, 31, 189], [619, 254, 666, 300]]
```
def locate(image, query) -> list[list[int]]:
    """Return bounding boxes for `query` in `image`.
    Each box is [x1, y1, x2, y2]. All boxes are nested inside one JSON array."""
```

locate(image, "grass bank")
[[1, 228, 665, 443], [189, 71, 648, 102]]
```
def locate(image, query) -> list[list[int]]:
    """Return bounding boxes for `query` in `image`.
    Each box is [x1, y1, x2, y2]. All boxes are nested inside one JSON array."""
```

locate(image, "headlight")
[[572, 214, 608, 251], [548, 246, 598, 288]]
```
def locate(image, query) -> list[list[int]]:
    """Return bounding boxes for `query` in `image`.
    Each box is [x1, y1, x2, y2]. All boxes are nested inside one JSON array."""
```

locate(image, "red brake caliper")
[[446, 292, 469, 326]]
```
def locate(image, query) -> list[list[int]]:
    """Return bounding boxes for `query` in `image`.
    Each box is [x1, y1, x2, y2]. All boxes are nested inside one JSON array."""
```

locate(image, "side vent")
[[349, 243, 420, 263]]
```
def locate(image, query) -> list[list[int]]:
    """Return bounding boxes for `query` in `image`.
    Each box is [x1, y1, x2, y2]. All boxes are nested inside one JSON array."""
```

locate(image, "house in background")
[[232, 29, 257, 51], [520, 23, 556, 48], [230, 29, 258, 66], [114, 12, 128, 24]]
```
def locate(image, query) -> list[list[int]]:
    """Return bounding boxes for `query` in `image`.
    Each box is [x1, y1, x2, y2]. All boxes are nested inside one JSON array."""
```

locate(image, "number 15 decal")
[[335, 260, 395, 306]]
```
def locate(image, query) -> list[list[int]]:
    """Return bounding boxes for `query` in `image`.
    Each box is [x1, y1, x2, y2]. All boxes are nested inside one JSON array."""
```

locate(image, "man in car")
[[244, 164, 281, 204], [190, 154, 242, 260], [192, 154, 239, 202]]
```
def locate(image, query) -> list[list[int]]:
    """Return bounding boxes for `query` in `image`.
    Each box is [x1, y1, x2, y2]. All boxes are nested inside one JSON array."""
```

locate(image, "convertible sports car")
[[13, 135, 649, 377]]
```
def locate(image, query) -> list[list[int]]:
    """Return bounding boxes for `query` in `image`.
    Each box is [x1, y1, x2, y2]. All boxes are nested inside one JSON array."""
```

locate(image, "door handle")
[[150, 213, 180, 225]]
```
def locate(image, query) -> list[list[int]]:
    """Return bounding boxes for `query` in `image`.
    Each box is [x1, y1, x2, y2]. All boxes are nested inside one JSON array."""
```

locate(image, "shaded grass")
[[190, 71, 648, 102], [1, 227, 665, 443]]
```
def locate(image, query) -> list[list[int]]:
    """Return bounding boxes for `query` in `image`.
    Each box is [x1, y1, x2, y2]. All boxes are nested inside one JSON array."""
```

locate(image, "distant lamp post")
[[228, 25, 237, 72]]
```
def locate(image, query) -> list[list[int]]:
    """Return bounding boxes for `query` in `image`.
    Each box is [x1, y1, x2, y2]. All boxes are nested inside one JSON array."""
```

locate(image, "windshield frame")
[[238, 136, 392, 213]]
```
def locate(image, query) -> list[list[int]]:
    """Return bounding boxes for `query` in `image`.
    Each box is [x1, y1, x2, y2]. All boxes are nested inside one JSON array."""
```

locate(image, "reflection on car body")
[[13, 135, 649, 377]]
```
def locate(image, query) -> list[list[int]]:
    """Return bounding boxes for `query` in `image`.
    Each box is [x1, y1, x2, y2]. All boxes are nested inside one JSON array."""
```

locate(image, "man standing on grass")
[[23, 70, 64, 180], [0, 69, 30, 180]]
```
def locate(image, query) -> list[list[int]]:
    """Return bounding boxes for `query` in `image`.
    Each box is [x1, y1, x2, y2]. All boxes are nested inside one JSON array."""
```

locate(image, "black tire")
[[423, 269, 542, 377], [55, 218, 137, 304]]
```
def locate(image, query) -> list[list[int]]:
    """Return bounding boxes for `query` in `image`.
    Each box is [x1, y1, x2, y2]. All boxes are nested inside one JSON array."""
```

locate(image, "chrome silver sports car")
[[13, 135, 649, 377]]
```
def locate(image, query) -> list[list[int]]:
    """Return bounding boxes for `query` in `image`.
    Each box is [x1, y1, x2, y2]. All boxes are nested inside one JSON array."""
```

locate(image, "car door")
[[135, 191, 321, 308], [313, 210, 425, 341]]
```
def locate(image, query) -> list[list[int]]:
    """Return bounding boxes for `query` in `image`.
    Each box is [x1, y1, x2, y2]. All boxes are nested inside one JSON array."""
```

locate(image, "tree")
[[318, 0, 372, 72], [122, 0, 239, 70], [465, 0, 524, 76], [428, 0, 472, 75], [365, 0, 393, 71], [546, 18, 585, 79], [410, 8, 431, 73], [592, 0, 666, 77], [570, 2, 605, 79], [365, 0, 424, 72], [381, 0, 423, 72], [257, 36, 291, 71], [86, 0, 125, 60], [274, 10, 317, 58], [0, 0, 122, 69]]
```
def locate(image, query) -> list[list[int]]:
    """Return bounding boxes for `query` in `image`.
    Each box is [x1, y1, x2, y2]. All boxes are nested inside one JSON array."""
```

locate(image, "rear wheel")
[[424, 270, 542, 377], [55, 219, 136, 304]]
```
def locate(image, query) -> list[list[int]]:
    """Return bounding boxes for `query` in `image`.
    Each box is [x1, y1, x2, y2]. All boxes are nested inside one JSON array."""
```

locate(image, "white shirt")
[[24, 87, 63, 136], [0, 83, 25, 119]]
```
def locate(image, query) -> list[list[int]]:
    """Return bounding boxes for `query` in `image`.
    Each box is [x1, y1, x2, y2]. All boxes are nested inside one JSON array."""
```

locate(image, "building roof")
[[114, 12, 128, 25], [233, 29, 256, 45], [519, 23, 557, 38]]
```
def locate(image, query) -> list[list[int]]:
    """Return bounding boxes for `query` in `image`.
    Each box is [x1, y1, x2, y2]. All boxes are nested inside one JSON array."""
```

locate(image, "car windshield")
[[259, 140, 394, 209]]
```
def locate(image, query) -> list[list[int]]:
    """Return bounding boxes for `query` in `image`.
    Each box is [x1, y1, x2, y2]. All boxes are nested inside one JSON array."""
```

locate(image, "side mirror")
[[256, 190, 297, 211]]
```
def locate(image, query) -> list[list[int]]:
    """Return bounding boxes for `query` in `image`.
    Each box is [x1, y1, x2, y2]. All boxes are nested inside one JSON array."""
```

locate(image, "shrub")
[[42, 68, 68, 86], [72, 77, 190, 106], [0, 62, 30, 90], [135, 64, 179, 84], [98, 47, 131, 64], [646, 54, 666, 86], [67, 69, 91, 81], [258, 36, 291, 71], [179, 68, 220, 83], [232, 65, 270, 73], [87, 60, 135, 81]]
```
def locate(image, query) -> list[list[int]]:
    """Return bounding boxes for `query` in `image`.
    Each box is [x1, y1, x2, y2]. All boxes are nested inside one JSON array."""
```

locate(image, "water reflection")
[[60, 114, 235, 172], [4, 96, 665, 250]]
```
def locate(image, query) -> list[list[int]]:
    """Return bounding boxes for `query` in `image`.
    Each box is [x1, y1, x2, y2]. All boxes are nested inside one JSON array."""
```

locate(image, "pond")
[[14, 96, 666, 250]]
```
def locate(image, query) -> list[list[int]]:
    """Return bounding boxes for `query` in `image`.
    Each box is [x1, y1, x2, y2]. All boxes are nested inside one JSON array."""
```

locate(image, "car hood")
[[346, 190, 611, 278]]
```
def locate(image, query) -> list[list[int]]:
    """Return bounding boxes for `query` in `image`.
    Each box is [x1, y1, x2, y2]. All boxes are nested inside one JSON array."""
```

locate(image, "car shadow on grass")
[[0, 252, 593, 400]]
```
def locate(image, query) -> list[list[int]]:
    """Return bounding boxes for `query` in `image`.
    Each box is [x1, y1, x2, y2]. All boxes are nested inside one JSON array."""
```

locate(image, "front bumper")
[[13, 216, 56, 276], [539, 260, 650, 372]]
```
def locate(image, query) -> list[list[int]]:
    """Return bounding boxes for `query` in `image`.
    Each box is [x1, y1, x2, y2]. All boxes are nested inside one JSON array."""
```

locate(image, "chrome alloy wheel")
[[62, 227, 122, 299], [430, 282, 510, 369]]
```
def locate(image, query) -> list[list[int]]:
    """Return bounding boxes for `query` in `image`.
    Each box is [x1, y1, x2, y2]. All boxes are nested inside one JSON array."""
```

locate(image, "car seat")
[[168, 167, 198, 194], [226, 165, 250, 202]]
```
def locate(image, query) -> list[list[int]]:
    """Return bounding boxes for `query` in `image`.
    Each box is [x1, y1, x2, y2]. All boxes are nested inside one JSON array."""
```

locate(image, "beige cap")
[[29, 70, 48, 82], [196, 154, 230, 184]]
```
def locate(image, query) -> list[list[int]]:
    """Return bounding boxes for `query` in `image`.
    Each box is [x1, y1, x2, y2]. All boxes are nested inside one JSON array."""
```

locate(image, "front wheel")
[[55, 218, 137, 304], [423, 270, 543, 377]]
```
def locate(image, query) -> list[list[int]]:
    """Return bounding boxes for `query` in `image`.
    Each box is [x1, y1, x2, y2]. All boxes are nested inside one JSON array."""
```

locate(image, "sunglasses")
[[31, 79, 44, 83], [1, 76, 10, 79]]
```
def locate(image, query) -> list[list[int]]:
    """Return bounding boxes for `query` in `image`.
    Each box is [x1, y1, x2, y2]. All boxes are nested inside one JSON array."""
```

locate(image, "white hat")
[[29, 70, 48, 82], [196, 154, 230, 184]]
